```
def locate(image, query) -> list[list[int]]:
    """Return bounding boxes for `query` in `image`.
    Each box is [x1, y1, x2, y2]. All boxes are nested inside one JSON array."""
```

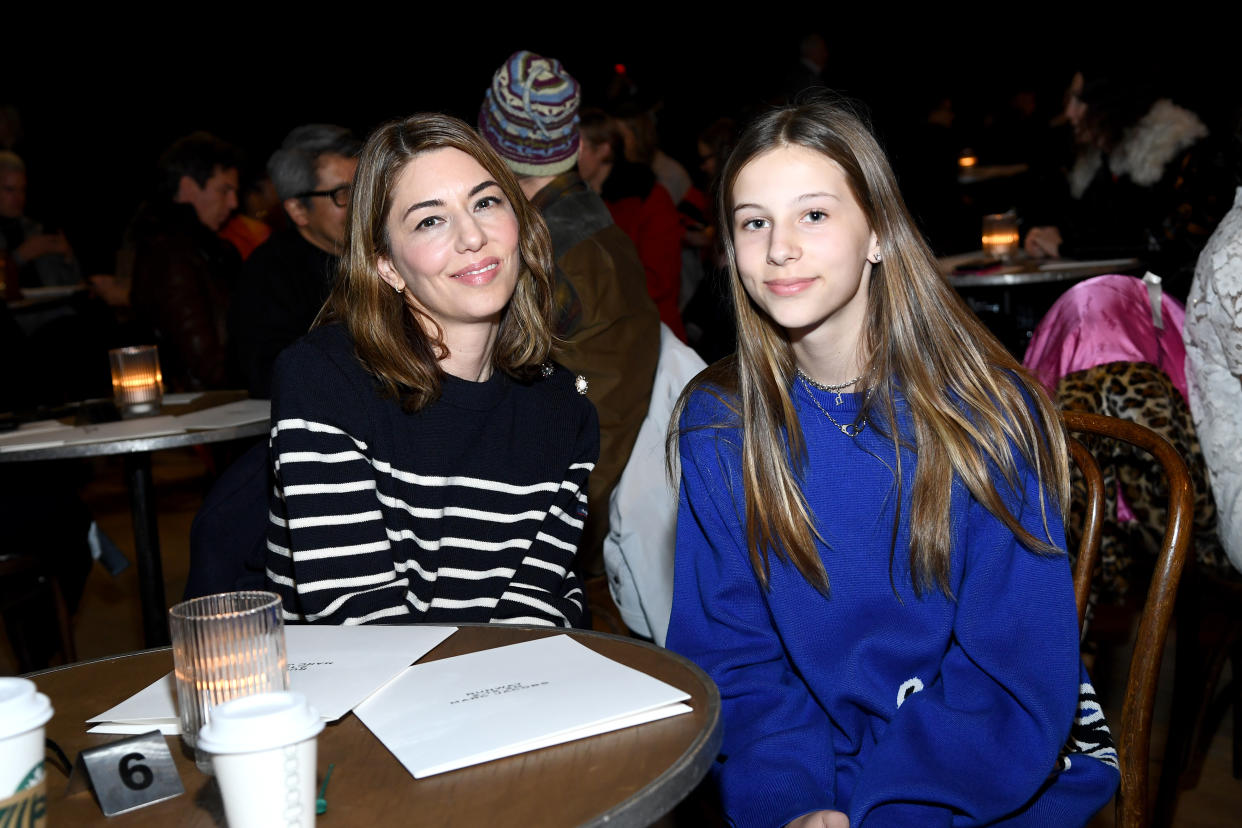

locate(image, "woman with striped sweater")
[[264, 113, 598, 627]]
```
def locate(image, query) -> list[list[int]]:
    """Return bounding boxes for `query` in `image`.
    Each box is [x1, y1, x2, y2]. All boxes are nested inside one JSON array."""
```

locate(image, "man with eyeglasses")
[[231, 124, 360, 398]]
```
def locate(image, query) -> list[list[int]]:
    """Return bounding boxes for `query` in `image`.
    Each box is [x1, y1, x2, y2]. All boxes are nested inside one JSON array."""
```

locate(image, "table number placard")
[[67, 731, 183, 816]]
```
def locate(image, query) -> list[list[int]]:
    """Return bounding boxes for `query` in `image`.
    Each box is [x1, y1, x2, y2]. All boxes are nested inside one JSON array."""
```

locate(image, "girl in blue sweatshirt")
[[667, 100, 1119, 828]]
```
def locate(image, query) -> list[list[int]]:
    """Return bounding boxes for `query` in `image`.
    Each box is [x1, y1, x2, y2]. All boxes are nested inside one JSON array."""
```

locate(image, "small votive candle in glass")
[[981, 213, 1021, 259], [169, 592, 289, 757], [958, 148, 979, 172], [109, 345, 164, 416]]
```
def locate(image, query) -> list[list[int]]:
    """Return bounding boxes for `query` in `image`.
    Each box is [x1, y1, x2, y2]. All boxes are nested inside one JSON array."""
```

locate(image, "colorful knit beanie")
[[479, 51, 580, 177]]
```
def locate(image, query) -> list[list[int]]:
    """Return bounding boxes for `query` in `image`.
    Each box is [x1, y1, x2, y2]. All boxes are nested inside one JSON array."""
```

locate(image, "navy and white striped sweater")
[[264, 324, 598, 627]]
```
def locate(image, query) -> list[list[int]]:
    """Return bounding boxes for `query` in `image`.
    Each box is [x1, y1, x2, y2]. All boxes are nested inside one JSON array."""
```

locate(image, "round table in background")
[[0, 393, 268, 646], [941, 255, 1142, 356], [32, 624, 722, 828]]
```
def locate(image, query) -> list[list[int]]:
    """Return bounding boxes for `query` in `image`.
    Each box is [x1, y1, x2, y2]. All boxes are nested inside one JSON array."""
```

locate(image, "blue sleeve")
[[666, 396, 837, 828], [848, 453, 1119, 827]]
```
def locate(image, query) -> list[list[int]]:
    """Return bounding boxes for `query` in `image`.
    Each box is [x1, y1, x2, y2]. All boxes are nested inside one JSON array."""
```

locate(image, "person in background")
[[681, 117, 738, 363], [217, 162, 275, 262], [0, 151, 81, 289], [126, 132, 243, 390], [478, 51, 659, 578], [780, 32, 831, 102], [667, 100, 1119, 826], [579, 107, 685, 340], [1024, 71, 1231, 299], [231, 124, 360, 398], [265, 113, 597, 627], [611, 101, 693, 206], [0, 300, 93, 671]]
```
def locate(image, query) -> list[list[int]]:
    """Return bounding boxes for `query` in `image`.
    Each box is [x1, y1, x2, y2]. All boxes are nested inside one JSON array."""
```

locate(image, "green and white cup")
[[0, 678, 53, 825]]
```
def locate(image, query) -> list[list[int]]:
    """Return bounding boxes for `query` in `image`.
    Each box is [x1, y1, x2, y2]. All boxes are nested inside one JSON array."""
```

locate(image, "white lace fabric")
[[1185, 186, 1242, 572]]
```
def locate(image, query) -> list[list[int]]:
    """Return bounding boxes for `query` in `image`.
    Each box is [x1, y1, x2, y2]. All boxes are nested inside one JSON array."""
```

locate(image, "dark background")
[[4, 17, 1235, 273]]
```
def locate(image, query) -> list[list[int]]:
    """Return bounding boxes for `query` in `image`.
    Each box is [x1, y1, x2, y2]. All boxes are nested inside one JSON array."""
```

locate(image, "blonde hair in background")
[[316, 112, 556, 411], [671, 98, 1070, 597]]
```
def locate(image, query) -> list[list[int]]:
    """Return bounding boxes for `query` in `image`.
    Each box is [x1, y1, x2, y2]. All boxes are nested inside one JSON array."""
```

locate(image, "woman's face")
[[730, 145, 878, 355], [377, 147, 521, 339], [1064, 72, 1090, 140]]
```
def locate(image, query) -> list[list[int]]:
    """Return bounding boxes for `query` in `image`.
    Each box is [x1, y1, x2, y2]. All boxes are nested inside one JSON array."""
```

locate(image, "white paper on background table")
[[0, 419, 78, 451], [353, 634, 692, 779], [87, 625, 456, 734], [0, 416, 188, 453], [173, 399, 270, 429]]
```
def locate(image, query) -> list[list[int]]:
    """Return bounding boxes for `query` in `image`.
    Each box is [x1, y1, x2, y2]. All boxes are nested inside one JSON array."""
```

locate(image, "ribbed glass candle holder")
[[168, 591, 288, 751], [108, 345, 163, 415]]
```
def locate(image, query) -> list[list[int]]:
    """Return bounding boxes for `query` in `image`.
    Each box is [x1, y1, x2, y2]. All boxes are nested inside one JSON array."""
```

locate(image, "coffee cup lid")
[[195, 691, 323, 755], [0, 678, 53, 741]]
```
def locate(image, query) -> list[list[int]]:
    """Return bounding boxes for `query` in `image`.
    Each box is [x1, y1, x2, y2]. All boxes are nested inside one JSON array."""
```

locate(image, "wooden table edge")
[[29, 625, 723, 828]]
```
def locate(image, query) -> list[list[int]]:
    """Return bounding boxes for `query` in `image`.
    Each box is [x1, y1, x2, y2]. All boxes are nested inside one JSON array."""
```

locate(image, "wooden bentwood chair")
[[1062, 410, 1194, 828]]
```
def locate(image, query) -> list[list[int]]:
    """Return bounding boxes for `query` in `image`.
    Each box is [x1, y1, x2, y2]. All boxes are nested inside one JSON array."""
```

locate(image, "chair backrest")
[[1068, 436, 1106, 630], [1063, 410, 1194, 828]]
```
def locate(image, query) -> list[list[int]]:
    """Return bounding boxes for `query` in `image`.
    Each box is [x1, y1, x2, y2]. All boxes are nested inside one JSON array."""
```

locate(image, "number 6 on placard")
[[70, 732, 183, 816], [118, 753, 154, 791]]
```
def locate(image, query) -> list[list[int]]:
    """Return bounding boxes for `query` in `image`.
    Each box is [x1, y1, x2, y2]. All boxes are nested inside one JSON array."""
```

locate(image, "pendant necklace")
[[796, 369, 869, 437], [796, 368, 862, 405]]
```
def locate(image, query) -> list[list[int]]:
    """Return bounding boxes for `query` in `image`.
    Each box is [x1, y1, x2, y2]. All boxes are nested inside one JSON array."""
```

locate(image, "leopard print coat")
[[1056, 361, 1227, 610]]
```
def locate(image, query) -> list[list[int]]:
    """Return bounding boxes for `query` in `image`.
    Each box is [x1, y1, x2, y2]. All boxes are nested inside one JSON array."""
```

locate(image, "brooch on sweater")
[[537, 362, 588, 395]]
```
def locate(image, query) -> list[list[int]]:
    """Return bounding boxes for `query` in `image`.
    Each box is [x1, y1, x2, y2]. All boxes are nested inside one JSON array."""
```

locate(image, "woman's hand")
[[786, 809, 849, 828], [1023, 226, 1062, 258]]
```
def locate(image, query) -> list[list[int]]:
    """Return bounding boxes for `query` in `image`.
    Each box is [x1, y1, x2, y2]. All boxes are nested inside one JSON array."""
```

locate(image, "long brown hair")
[[316, 113, 555, 411], [671, 99, 1070, 597]]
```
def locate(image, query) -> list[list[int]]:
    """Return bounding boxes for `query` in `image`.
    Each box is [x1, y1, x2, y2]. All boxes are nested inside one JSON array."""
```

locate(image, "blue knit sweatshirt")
[[667, 380, 1119, 828]]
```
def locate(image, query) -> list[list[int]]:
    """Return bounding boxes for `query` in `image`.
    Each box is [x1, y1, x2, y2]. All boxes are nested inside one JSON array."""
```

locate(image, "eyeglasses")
[[295, 184, 351, 208]]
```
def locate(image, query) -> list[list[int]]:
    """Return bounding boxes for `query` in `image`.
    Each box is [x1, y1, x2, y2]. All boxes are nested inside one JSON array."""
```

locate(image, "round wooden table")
[[32, 625, 722, 827]]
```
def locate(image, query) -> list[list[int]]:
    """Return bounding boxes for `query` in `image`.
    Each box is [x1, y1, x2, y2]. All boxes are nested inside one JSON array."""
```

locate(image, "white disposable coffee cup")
[[196, 691, 324, 828], [0, 677, 54, 800]]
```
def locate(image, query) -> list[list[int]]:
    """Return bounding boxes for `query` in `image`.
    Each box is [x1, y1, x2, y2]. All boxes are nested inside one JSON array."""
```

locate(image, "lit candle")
[[981, 213, 1020, 260], [109, 345, 164, 415]]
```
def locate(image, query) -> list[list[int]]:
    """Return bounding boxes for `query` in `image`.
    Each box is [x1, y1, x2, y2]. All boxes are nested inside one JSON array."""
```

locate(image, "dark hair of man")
[[267, 124, 362, 207], [155, 131, 243, 202], [579, 108, 625, 163], [316, 113, 556, 412]]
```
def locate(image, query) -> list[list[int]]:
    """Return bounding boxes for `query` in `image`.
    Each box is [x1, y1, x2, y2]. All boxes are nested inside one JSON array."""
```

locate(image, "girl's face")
[[377, 147, 521, 339], [730, 144, 878, 355]]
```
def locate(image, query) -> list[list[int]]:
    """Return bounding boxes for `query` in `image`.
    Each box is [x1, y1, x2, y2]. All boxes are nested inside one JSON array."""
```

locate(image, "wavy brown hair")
[[671, 99, 1070, 597], [316, 113, 555, 411]]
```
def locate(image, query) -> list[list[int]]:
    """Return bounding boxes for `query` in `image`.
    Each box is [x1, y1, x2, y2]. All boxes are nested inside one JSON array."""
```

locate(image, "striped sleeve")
[[264, 342, 413, 625], [491, 400, 599, 628], [266, 416, 412, 624]]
